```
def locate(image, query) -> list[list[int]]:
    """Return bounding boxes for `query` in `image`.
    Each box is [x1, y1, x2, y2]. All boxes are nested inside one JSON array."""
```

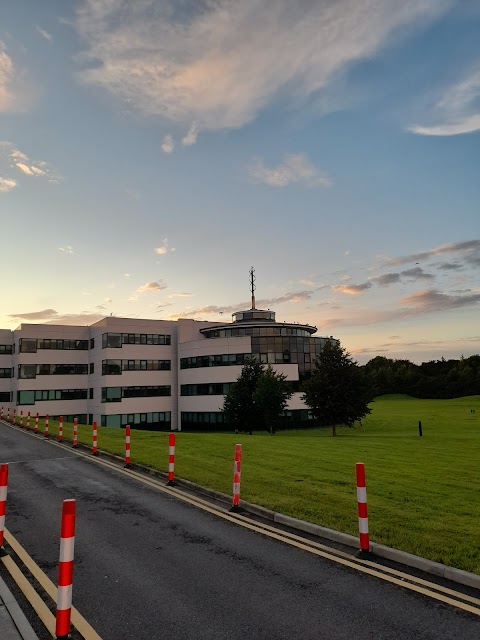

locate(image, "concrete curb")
[[0, 572, 39, 640], [3, 422, 480, 591]]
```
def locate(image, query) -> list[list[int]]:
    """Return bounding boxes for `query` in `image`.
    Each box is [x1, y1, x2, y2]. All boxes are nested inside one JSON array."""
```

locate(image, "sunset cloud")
[[0, 176, 16, 192], [409, 68, 480, 136], [248, 153, 331, 188], [0, 42, 14, 112], [182, 123, 198, 146], [384, 240, 480, 266], [74, 1, 450, 132], [0, 142, 62, 183], [8, 308, 58, 321], [36, 26, 53, 43], [161, 134, 174, 154], [332, 283, 372, 295], [137, 281, 167, 294]]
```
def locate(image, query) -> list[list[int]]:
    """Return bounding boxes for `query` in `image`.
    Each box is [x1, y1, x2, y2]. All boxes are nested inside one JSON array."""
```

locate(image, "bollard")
[[356, 462, 370, 553], [124, 425, 131, 468], [13, 409, 16, 425], [20, 410, 23, 428], [72, 418, 78, 448], [26, 411, 31, 431], [55, 499, 76, 640], [58, 416, 63, 442], [92, 421, 98, 456], [418, 420, 422, 437], [0, 463, 8, 553], [44, 414, 49, 438], [34, 412, 39, 434], [6, 408, 9, 422], [167, 433, 176, 485], [230, 444, 242, 512], [0, 407, 2, 420]]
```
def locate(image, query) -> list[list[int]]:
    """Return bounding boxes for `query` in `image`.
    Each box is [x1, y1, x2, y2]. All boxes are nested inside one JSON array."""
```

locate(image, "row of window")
[[102, 333, 171, 348], [101, 412, 171, 428], [17, 389, 90, 405], [101, 386, 171, 402], [18, 364, 91, 379], [0, 344, 14, 354], [102, 360, 171, 375], [0, 368, 12, 378], [203, 327, 314, 338], [180, 353, 250, 369], [181, 383, 231, 396], [19, 338, 90, 353], [0, 392, 11, 402]]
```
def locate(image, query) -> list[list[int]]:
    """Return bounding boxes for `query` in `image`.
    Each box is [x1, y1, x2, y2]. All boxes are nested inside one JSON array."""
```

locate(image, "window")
[[181, 383, 230, 396], [102, 333, 171, 348], [17, 389, 88, 405], [19, 339, 37, 353], [0, 344, 14, 354], [180, 353, 248, 369], [19, 364, 37, 379], [102, 387, 122, 402], [90, 362, 94, 374], [101, 412, 171, 429], [102, 333, 122, 348], [101, 386, 171, 402], [103, 359, 171, 374], [89, 388, 94, 399], [0, 368, 13, 378], [90, 338, 95, 349], [0, 392, 11, 402], [102, 360, 122, 375]]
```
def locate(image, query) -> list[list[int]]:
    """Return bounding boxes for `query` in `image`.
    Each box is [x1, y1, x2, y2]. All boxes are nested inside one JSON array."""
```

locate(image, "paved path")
[[0, 423, 479, 639]]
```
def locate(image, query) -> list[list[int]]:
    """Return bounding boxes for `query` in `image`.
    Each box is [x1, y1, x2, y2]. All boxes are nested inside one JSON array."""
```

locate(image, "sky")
[[0, 0, 479, 364]]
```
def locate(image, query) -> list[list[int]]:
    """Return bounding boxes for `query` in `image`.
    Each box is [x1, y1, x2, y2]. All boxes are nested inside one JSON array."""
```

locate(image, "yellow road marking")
[[1, 554, 56, 637], [3, 420, 480, 618], [4, 529, 103, 639]]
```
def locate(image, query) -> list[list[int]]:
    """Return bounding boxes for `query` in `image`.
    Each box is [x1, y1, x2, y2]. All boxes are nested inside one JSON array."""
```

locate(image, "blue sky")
[[1, 0, 479, 364]]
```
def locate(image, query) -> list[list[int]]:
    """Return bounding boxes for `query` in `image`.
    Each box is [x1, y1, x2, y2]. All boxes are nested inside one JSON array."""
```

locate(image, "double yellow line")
[[2, 420, 480, 639]]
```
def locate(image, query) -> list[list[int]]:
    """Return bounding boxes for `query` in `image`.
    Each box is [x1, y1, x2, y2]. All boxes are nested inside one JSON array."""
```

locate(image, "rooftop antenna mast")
[[250, 266, 256, 310]]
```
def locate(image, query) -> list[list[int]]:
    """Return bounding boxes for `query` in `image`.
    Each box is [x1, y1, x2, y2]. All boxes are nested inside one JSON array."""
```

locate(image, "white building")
[[0, 306, 332, 431]]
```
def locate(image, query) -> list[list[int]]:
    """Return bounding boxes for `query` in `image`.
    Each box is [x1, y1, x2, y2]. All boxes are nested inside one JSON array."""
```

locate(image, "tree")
[[254, 365, 293, 434], [222, 358, 264, 433], [302, 340, 373, 436]]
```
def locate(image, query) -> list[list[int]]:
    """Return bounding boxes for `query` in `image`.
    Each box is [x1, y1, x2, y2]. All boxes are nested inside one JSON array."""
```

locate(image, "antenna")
[[249, 266, 256, 310]]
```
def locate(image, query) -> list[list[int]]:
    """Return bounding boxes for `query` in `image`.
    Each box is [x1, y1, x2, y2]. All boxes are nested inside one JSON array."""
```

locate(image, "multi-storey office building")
[[0, 307, 332, 431]]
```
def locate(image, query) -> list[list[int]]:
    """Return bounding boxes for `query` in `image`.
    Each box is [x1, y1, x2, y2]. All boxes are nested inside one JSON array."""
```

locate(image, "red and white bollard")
[[356, 462, 370, 553], [6, 408, 9, 422], [13, 409, 16, 425], [55, 499, 76, 640], [0, 407, 3, 420], [167, 433, 176, 485], [26, 411, 31, 431], [44, 414, 49, 438], [230, 444, 242, 512], [92, 421, 98, 456], [72, 418, 78, 448], [58, 416, 63, 442], [34, 412, 39, 434], [0, 463, 8, 551], [20, 411, 23, 428], [124, 425, 131, 468]]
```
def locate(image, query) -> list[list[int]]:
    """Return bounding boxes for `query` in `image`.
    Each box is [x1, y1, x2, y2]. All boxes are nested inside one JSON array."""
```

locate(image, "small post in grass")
[[167, 432, 176, 485], [26, 411, 31, 431], [44, 414, 49, 438], [34, 412, 39, 434], [58, 416, 63, 442], [124, 425, 131, 468], [356, 462, 371, 555], [92, 421, 98, 456], [72, 417, 78, 448], [230, 444, 243, 513], [20, 411, 23, 428], [418, 420, 422, 437], [0, 463, 8, 556]]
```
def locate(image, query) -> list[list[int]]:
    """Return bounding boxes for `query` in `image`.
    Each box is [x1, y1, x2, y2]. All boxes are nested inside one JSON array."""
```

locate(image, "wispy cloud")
[[161, 134, 175, 154], [400, 289, 480, 312], [248, 153, 331, 187], [58, 246, 75, 256], [0, 142, 62, 183], [0, 42, 14, 112], [8, 308, 58, 321], [36, 26, 53, 43], [182, 123, 198, 146], [137, 280, 168, 294], [384, 240, 480, 266], [409, 68, 480, 136], [168, 292, 192, 299], [333, 283, 372, 295], [74, 0, 450, 132], [0, 176, 16, 192], [154, 238, 175, 255]]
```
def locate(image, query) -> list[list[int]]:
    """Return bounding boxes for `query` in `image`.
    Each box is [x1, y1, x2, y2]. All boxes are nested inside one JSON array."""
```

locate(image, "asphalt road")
[[0, 423, 478, 640]]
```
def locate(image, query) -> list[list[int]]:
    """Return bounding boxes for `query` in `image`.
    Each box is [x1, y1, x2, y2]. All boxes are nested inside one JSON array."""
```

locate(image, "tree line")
[[361, 354, 480, 399], [222, 343, 479, 435]]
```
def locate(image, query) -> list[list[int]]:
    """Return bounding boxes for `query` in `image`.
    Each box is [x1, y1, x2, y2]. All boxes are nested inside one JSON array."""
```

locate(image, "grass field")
[[8, 394, 480, 574]]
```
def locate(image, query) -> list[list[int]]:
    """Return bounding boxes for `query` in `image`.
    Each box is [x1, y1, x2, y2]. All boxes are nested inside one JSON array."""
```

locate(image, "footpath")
[[0, 571, 38, 639]]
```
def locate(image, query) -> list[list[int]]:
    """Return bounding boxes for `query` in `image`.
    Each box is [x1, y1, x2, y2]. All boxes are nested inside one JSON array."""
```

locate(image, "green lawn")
[[12, 394, 480, 574]]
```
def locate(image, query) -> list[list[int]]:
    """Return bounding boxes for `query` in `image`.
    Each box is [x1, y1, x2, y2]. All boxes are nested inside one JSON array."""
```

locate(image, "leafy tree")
[[302, 340, 373, 436], [222, 358, 264, 433], [254, 365, 293, 434]]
